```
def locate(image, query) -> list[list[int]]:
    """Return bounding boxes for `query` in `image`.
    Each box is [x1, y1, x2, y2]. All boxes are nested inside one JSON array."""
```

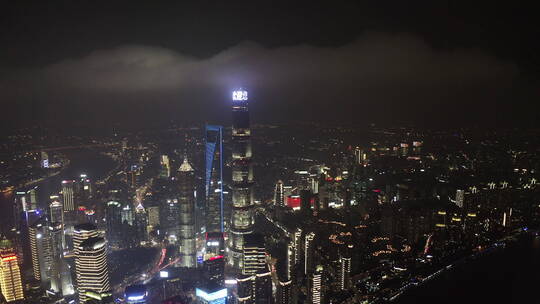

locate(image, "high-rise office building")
[[161, 198, 180, 242], [49, 200, 64, 226], [202, 255, 225, 285], [308, 265, 324, 304], [147, 206, 160, 230], [48, 222, 74, 295], [160, 155, 171, 179], [73, 223, 100, 254], [195, 283, 227, 304], [177, 157, 196, 268], [205, 232, 225, 259], [49, 200, 65, 249], [62, 180, 75, 212], [121, 203, 134, 226], [205, 125, 224, 233], [274, 180, 284, 206], [134, 204, 148, 244], [105, 201, 123, 248], [275, 279, 293, 304], [242, 234, 266, 276], [339, 246, 352, 291], [229, 89, 255, 270], [236, 234, 271, 304], [28, 218, 53, 285], [75, 237, 111, 303], [0, 238, 24, 302], [15, 187, 37, 213], [304, 232, 316, 275]]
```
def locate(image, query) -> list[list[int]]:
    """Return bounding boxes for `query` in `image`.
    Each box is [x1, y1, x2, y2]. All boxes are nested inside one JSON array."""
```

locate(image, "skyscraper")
[[177, 157, 196, 268], [304, 232, 316, 275], [202, 255, 225, 286], [274, 180, 284, 206], [308, 265, 324, 304], [235, 234, 272, 304], [75, 237, 111, 303], [339, 244, 354, 290], [195, 283, 227, 304], [275, 279, 293, 304], [242, 234, 266, 276], [62, 180, 75, 212], [73, 223, 100, 253], [205, 125, 224, 233], [0, 238, 24, 302], [105, 201, 123, 248], [134, 204, 148, 244], [229, 89, 255, 270], [28, 217, 53, 285], [49, 200, 65, 249], [160, 155, 171, 179]]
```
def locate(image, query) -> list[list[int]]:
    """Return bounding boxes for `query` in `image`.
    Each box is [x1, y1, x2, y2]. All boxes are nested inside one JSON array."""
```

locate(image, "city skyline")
[[0, 2, 539, 304]]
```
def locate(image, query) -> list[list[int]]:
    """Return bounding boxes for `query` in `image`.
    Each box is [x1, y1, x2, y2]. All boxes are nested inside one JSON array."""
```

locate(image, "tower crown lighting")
[[232, 90, 248, 101]]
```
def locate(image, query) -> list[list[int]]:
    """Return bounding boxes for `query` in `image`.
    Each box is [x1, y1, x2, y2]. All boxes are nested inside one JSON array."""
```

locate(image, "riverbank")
[[393, 230, 540, 303]]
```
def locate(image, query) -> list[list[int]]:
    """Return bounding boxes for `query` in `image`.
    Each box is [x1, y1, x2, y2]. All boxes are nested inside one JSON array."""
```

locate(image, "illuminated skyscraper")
[[49, 200, 65, 249], [105, 201, 123, 248], [339, 245, 352, 291], [160, 155, 171, 179], [205, 125, 224, 233], [178, 157, 196, 268], [73, 223, 100, 254], [308, 265, 324, 304], [202, 255, 225, 286], [235, 234, 272, 304], [195, 284, 227, 304], [134, 204, 148, 244], [75, 237, 111, 303], [242, 234, 266, 276], [274, 180, 284, 206], [229, 89, 254, 270], [28, 218, 53, 285], [304, 232, 316, 275], [276, 279, 293, 304], [0, 238, 24, 302], [62, 180, 75, 212]]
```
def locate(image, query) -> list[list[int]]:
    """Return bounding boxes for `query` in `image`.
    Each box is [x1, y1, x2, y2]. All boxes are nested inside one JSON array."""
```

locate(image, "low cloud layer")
[[0, 32, 524, 127]]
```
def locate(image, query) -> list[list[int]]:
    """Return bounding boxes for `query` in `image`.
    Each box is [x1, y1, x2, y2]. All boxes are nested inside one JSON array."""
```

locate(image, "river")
[[0, 148, 117, 233], [395, 234, 540, 303]]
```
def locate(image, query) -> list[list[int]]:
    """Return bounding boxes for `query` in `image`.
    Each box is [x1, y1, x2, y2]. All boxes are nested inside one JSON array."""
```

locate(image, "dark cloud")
[[0, 32, 531, 129]]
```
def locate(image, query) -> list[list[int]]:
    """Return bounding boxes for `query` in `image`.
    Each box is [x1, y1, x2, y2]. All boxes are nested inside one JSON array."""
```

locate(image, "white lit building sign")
[[232, 90, 248, 101]]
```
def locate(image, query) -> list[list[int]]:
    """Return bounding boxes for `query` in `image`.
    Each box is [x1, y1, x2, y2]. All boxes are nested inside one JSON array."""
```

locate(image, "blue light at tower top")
[[232, 90, 248, 101]]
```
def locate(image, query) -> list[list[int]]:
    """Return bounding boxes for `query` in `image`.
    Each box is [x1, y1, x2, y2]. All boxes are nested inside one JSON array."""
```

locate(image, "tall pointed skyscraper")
[[205, 125, 224, 233], [177, 157, 196, 268], [229, 89, 255, 270]]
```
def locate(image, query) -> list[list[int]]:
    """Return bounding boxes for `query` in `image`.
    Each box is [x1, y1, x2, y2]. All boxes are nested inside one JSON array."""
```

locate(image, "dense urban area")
[[1, 90, 539, 304]]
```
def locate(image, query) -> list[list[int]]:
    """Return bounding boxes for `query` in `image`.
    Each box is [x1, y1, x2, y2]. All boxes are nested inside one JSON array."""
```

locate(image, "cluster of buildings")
[[1, 89, 539, 304]]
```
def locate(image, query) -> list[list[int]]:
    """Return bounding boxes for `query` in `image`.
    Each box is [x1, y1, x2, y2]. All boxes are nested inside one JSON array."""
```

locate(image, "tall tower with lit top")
[[229, 89, 255, 270]]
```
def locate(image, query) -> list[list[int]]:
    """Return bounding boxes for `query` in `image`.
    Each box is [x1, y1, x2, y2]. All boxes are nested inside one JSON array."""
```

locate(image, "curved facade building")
[[229, 89, 255, 270]]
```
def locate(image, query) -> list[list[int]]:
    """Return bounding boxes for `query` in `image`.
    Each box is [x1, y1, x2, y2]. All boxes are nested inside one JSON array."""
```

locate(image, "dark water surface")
[[396, 235, 540, 304]]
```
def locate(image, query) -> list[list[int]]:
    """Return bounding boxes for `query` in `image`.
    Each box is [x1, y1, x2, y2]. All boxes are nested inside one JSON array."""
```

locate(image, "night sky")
[[0, 1, 538, 132]]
